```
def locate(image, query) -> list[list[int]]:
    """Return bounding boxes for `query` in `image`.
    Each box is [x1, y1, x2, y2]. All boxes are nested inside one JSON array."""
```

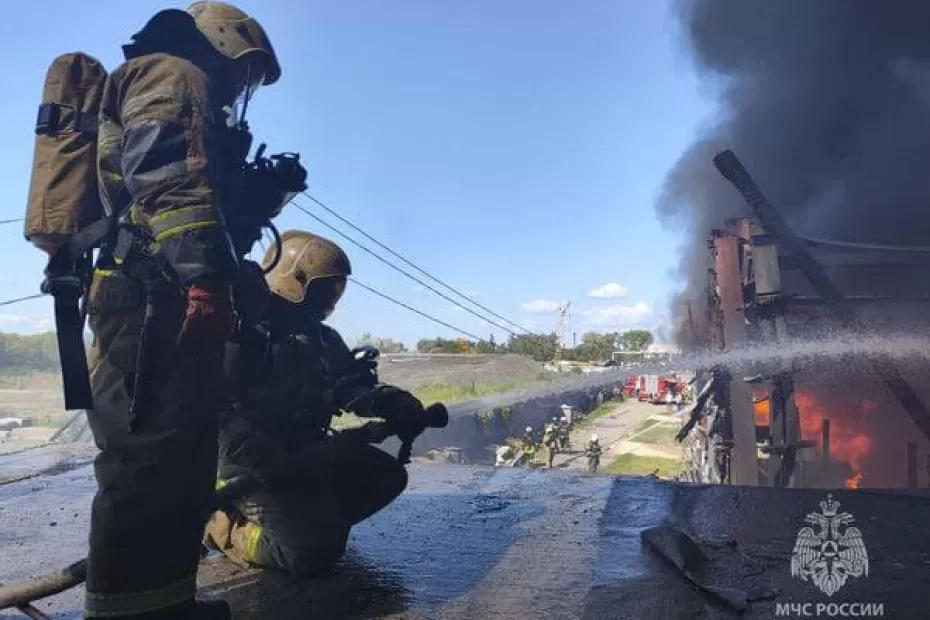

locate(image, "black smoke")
[[660, 1, 930, 342]]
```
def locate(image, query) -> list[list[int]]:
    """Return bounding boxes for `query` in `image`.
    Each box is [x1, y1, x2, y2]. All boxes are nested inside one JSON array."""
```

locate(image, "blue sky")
[[0, 0, 714, 347]]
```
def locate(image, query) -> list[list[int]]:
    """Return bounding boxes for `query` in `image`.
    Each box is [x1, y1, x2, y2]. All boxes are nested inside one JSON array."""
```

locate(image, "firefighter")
[[557, 415, 571, 452], [543, 421, 559, 468], [204, 231, 412, 575], [520, 425, 537, 466], [586, 434, 602, 473], [84, 3, 280, 618]]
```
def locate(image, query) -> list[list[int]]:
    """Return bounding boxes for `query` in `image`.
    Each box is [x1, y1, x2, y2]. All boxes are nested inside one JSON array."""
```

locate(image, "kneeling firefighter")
[[206, 231, 447, 574], [29, 3, 286, 618]]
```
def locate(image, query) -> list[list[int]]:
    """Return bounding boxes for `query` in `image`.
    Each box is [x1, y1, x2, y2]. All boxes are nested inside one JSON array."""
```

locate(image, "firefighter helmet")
[[263, 230, 351, 304], [187, 1, 281, 85]]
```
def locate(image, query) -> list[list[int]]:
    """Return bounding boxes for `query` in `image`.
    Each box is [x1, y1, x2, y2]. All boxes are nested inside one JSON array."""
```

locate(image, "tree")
[[475, 334, 497, 354], [506, 332, 559, 362], [618, 329, 653, 352], [416, 337, 470, 353], [570, 331, 618, 362], [0, 330, 59, 374], [355, 332, 407, 353]]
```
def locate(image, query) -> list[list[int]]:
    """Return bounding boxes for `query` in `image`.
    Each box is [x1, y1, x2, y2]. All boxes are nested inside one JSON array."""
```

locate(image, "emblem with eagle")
[[790, 494, 869, 596]]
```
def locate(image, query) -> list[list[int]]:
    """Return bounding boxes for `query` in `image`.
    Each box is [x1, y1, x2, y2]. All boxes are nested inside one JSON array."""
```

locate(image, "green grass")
[[604, 453, 682, 479], [575, 399, 624, 429], [411, 381, 532, 405], [633, 424, 681, 445]]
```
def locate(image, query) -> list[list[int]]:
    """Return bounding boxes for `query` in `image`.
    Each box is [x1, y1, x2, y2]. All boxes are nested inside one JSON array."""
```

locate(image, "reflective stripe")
[[244, 522, 263, 562], [148, 206, 220, 242], [85, 574, 196, 617], [94, 268, 118, 278], [215, 477, 228, 491], [155, 220, 218, 242]]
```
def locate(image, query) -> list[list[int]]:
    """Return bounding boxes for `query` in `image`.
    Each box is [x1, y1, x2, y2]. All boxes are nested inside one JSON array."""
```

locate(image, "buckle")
[[35, 103, 61, 135]]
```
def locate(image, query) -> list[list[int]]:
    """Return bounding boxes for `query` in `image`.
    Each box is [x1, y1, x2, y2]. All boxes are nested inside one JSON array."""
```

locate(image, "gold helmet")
[[186, 1, 281, 86], [263, 231, 352, 304]]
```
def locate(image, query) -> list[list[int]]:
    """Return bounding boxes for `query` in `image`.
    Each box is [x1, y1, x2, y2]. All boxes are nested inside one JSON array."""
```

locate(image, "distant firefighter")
[[543, 421, 560, 468], [586, 434, 603, 473]]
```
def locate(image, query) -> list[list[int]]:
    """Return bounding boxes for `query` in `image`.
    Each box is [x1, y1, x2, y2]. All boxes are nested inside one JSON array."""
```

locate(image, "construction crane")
[[554, 301, 571, 361]]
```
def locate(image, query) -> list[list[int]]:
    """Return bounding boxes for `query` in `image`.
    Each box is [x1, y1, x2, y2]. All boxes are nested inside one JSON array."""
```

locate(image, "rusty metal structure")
[[683, 151, 930, 488]]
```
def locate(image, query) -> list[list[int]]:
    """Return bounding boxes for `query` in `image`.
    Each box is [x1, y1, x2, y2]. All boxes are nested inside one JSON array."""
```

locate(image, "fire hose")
[[0, 403, 448, 612]]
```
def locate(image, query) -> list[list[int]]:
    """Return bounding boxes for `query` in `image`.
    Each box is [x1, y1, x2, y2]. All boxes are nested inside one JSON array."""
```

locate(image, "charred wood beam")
[[713, 150, 930, 441]]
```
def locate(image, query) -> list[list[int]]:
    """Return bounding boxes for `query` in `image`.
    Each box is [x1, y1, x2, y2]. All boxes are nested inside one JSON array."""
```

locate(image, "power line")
[[0, 293, 44, 307], [0, 218, 23, 225], [301, 191, 531, 334], [349, 277, 482, 341], [293, 200, 524, 339]]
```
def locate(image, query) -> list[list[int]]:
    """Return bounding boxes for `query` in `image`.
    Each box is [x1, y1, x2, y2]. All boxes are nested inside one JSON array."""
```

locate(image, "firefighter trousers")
[[84, 271, 224, 618], [215, 444, 407, 575]]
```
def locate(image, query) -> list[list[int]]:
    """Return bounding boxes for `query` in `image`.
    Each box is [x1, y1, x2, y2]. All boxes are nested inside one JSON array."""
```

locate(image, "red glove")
[[178, 282, 235, 353]]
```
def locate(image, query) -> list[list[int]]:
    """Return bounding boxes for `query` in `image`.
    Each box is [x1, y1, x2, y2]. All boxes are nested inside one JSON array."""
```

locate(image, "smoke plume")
[[660, 1, 930, 342]]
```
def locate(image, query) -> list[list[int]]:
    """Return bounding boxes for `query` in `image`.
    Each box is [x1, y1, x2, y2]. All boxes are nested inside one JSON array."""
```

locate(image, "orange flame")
[[846, 472, 863, 489], [753, 398, 770, 426], [795, 390, 874, 485]]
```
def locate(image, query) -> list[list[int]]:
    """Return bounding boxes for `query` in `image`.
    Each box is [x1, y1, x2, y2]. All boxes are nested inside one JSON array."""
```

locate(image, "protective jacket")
[[96, 52, 238, 283], [84, 51, 236, 618], [219, 300, 355, 482], [211, 299, 407, 574]]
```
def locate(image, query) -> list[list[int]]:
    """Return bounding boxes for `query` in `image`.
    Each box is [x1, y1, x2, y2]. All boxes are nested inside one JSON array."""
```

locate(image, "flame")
[[846, 472, 863, 489], [795, 390, 874, 485], [753, 398, 770, 425]]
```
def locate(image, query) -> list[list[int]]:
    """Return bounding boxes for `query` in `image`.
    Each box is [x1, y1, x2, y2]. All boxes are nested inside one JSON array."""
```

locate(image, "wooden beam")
[[714, 150, 930, 441]]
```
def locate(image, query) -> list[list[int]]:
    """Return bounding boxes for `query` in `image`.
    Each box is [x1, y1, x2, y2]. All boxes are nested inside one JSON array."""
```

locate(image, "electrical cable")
[[300, 191, 531, 334], [349, 277, 483, 341], [294, 201, 525, 339], [0, 293, 44, 307]]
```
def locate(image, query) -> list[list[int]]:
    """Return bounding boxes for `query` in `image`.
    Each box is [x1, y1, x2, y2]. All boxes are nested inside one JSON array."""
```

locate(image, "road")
[[554, 398, 679, 471]]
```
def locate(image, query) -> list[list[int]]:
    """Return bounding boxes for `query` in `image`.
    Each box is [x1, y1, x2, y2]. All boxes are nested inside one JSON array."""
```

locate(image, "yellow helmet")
[[186, 1, 281, 85], [263, 231, 352, 304]]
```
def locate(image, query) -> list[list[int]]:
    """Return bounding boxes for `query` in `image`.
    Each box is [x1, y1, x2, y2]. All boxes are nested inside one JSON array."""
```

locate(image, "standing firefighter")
[[80, 4, 280, 618], [543, 420, 559, 468], [205, 231, 444, 574], [586, 434, 602, 473]]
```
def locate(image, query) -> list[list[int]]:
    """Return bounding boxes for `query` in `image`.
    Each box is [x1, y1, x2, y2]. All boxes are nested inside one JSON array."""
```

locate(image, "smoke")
[[660, 1, 930, 341]]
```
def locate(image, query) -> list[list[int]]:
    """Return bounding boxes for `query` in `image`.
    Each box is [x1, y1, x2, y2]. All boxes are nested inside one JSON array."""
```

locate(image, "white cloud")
[[581, 301, 653, 326], [521, 299, 561, 313], [587, 282, 628, 299]]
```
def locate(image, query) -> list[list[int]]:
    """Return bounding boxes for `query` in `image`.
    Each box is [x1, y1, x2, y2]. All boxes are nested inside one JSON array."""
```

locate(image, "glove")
[[178, 281, 236, 353]]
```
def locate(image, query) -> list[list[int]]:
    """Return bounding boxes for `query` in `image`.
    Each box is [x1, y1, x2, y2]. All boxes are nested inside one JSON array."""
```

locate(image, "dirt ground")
[[378, 353, 549, 389], [0, 373, 69, 455], [552, 398, 682, 473]]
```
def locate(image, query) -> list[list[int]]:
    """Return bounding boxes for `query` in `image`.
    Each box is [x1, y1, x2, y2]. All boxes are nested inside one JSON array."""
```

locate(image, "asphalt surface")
[[1, 450, 928, 619]]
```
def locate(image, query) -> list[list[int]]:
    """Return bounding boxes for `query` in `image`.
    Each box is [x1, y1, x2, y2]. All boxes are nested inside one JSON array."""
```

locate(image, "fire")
[[795, 390, 875, 486], [846, 472, 863, 489], [753, 398, 770, 425]]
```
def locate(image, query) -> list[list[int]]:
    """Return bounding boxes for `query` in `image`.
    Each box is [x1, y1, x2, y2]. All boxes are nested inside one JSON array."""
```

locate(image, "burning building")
[[689, 214, 930, 489], [662, 1, 930, 489]]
